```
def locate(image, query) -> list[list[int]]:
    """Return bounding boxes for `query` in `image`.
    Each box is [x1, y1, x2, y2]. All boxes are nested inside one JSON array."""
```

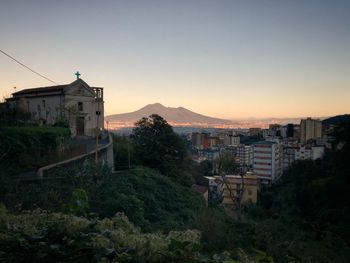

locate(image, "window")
[[78, 102, 83, 111], [248, 189, 252, 195]]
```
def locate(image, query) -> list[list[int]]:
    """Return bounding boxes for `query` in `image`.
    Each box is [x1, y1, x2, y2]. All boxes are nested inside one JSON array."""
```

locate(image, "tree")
[[214, 152, 238, 175], [215, 152, 245, 220], [113, 135, 133, 170], [131, 114, 187, 176]]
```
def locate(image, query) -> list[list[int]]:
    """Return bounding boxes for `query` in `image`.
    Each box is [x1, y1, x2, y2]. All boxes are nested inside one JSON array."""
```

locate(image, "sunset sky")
[[1, 0, 350, 119]]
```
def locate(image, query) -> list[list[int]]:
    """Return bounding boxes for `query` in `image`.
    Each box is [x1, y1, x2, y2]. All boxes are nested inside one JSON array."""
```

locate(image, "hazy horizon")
[[106, 102, 332, 121], [1, 0, 350, 119]]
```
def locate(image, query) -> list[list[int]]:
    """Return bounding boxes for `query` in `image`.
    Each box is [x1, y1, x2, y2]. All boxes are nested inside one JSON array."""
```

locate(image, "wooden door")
[[76, 117, 85, 135]]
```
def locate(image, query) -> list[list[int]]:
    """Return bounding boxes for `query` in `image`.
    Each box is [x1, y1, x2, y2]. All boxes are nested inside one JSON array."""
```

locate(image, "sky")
[[1, 0, 350, 119]]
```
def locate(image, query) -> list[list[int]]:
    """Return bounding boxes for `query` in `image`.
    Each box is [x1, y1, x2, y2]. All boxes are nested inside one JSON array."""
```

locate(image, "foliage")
[[131, 114, 187, 178], [193, 207, 230, 251], [0, 105, 31, 125], [192, 160, 213, 185], [113, 135, 133, 170], [214, 152, 238, 175], [93, 167, 205, 232], [0, 208, 201, 263], [0, 125, 70, 174], [0, 161, 111, 212], [63, 188, 90, 216], [252, 122, 350, 262]]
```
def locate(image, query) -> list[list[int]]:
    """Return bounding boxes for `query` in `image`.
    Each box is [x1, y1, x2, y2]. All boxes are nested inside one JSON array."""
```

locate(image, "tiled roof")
[[192, 184, 208, 194], [11, 79, 97, 96], [12, 85, 67, 95]]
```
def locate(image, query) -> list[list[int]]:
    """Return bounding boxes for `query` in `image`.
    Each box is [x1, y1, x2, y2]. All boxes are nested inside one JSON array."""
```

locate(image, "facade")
[[236, 144, 253, 168], [204, 176, 223, 200], [7, 79, 104, 137], [220, 130, 240, 146], [191, 132, 210, 149], [224, 134, 240, 146], [282, 145, 299, 170], [282, 144, 325, 170], [198, 149, 220, 162], [216, 172, 258, 205], [300, 118, 322, 144], [286, 124, 294, 138], [249, 128, 261, 136], [253, 141, 282, 184]]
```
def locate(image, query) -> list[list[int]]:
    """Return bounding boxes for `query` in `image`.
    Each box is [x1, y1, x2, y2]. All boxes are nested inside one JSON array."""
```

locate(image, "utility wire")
[[0, 49, 59, 85]]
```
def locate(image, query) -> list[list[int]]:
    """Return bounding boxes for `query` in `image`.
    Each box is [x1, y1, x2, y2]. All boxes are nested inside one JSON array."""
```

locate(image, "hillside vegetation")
[[0, 126, 70, 174], [1, 116, 350, 262]]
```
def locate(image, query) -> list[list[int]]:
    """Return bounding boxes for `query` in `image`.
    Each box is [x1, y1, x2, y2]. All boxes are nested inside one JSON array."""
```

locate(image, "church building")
[[7, 77, 104, 137]]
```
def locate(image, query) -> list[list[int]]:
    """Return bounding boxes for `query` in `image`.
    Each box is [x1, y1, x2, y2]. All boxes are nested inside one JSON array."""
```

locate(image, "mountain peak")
[[148, 102, 164, 107], [106, 103, 232, 125]]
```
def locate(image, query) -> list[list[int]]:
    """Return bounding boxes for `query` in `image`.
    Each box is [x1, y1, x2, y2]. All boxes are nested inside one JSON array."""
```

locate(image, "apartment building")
[[253, 141, 282, 184]]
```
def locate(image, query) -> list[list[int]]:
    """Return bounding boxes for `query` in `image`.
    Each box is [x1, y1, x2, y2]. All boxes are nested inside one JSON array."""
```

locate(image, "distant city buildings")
[[286, 123, 294, 138], [249, 128, 262, 136], [236, 144, 253, 168], [282, 143, 325, 170], [300, 117, 322, 144], [190, 117, 326, 187]]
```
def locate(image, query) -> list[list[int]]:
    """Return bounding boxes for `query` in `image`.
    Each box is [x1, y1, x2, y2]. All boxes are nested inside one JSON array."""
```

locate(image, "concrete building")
[[215, 172, 258, 205], [198, 149, 220, 162], [282, 145, 299, 170], [219, 130, 240, 146], [191, 132, 210, 149], [282, 144, 325, 170], [253, 141, 282, 184], [6, 78, 104, 137], [223, 134, 240, 146], [236, 144, 253, 168], [295, 145, 324, 161], [249, 128, 262, 137], [204, 176, 224, 201], [286, 124, 294, 138], [300, 118, 322, 144]]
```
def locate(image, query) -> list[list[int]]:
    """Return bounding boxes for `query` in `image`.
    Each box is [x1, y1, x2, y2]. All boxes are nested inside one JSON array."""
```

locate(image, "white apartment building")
[[253, 141, 282, 184], [283, 144, 325, 170]]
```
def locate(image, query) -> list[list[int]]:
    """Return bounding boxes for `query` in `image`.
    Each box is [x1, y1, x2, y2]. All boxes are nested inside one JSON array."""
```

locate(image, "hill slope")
[[106, 103, 232, 125], [322, 114, 350, 125]]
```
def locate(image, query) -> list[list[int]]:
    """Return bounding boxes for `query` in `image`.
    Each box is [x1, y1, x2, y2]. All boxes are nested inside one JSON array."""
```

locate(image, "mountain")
[[322, 114, 350, 125], [106, 103, 232, 127]]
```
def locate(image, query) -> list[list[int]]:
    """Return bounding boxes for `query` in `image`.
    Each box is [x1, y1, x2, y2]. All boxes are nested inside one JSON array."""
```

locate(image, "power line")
[[0, 49, 59, 85]]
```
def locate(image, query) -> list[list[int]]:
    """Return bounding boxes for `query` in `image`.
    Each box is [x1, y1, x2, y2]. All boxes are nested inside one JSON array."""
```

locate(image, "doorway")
[[76, 117, 85, 136]]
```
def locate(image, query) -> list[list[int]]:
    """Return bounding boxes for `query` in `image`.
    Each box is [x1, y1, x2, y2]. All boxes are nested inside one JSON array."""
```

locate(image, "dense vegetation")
[[225, 121, 350, 262], [0, 206, 201, 263], [0, 126, 70, 174], [1, 115, 350, 262], [94, 167, 205, 232]]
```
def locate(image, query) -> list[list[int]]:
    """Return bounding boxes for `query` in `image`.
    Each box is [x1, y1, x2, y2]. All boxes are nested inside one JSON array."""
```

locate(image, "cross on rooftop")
[[75, 71, 81, 79]]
